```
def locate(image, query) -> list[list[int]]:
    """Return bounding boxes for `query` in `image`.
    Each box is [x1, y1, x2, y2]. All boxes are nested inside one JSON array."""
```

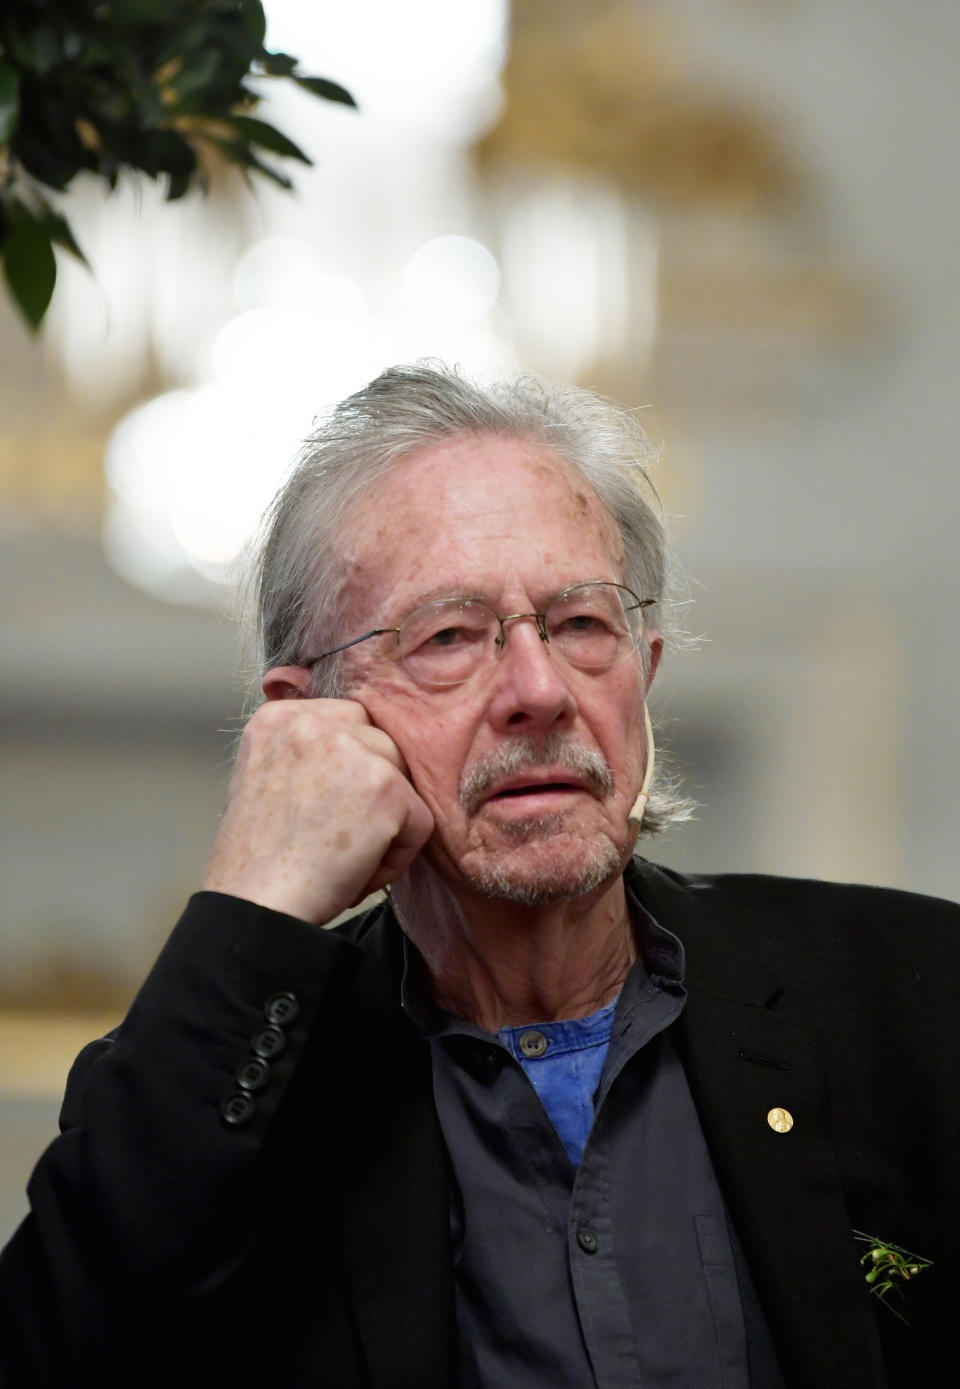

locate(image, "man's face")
[[334, 434, 660, 906]]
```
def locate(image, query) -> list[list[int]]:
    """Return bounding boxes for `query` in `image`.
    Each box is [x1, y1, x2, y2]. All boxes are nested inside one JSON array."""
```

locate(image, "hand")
[[202, 698, 435, 924]]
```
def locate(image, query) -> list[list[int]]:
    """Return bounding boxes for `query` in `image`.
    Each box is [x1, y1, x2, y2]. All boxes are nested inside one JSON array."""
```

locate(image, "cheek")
[[407, 731, 462, 808], [596, 689, 648, 787]]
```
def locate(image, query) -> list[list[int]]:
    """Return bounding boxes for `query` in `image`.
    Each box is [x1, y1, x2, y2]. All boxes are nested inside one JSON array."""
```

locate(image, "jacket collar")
[[626, 856, 784, 1006]]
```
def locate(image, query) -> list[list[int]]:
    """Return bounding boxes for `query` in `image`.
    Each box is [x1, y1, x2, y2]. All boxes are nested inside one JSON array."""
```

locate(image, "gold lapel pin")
[[767, 1107, 794, 1133]]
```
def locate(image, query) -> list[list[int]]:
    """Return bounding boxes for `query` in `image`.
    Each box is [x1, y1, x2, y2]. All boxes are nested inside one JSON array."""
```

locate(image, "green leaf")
[[223, 114, 312, 163], [109, 0, 176, 23], [165, 169, 192, 201], [14, 118, 86, 191], [2, 216, 57, 331], [32, 199, 89, 267], [213, 139, 294, 190], [124, 68, 166, 127], [0, 61, 20, 143], [231, 83, 262, 112], [236, 0, 268, 50], [244, 150, 294, 189], [180, 13, 256, 88], [7, 26, 61, 77], [97, 123, 197, 179], [74, 41, 113, 70], [144, 128, 197, 179], [294, 75, 357, 108], [168, 48, 223, 102], [259, 51, 298, 77]]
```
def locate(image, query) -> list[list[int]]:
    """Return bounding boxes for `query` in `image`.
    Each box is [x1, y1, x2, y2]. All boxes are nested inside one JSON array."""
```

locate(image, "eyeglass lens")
[[396, 583, 642, 687]]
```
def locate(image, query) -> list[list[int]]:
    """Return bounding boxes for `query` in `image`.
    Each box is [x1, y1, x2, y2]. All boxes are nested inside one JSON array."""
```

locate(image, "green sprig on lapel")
[[853, 1230, 932, 1325]]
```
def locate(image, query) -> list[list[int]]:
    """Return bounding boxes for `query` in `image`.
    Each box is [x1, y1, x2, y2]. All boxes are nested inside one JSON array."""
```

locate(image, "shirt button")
[[576, 1226, 599, 1255], [519, 1029, 548, 1058], [264, 991, 299, 1027], [251, 1025, 285, 1060]]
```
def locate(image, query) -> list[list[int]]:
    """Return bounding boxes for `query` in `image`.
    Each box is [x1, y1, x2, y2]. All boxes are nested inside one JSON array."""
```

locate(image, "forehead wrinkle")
[[333, 439, 627, 632], [342, 545, 629, 636]]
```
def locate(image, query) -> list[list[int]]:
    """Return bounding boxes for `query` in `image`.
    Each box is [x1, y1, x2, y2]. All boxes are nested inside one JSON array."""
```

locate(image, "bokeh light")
[[403, 235, 501, 325]]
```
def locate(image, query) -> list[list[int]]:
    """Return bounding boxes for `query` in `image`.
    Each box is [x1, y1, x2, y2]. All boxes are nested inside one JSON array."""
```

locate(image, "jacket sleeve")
[[0, 891, 361, 1387]]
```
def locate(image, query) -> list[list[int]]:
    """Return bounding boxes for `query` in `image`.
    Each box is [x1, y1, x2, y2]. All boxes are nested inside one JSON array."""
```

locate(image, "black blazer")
[[1, 860, 958, 1387]]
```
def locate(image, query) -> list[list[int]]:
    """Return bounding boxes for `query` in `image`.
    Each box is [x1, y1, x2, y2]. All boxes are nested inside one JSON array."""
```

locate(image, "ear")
[[262, 665, 315, 701], [643, 630, 664, 693]]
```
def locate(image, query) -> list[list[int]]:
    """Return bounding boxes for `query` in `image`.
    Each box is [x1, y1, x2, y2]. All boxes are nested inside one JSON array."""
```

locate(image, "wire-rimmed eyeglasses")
[[301, 581, 656, 689]]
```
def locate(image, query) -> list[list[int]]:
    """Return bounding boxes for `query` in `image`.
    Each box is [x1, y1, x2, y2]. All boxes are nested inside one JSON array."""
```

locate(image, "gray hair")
[[252, 361, 693, 835]]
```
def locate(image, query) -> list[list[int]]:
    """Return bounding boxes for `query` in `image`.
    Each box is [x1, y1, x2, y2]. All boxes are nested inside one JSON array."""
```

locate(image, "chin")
[[457, 825, 625, 907]]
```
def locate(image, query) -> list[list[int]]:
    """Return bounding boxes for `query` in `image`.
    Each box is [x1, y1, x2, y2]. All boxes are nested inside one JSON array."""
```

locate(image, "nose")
[[485, 614, 577, 733]]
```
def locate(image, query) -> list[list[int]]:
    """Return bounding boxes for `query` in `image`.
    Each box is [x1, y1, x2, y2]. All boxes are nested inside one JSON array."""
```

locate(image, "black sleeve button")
[[264, 991, 299, 1027], [236, 1057, 270, 1092], [251, 1025, 286, 1060], [221, 1092, 256, 1127]]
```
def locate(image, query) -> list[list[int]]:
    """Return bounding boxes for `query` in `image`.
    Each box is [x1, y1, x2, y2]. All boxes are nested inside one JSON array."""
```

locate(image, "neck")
[[390, 859, 635, 1033]]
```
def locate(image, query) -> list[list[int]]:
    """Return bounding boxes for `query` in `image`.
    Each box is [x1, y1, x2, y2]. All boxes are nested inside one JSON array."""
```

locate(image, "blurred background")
[[2, 0, 958, 1239]]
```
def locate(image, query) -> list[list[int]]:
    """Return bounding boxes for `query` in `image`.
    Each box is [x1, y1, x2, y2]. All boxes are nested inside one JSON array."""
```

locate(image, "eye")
[[551, 606, 620, 640], [401, 600, 494, 661], [423, 624, 481, 649], [558, 611, 611, 634], [400, 601, 494, 686]]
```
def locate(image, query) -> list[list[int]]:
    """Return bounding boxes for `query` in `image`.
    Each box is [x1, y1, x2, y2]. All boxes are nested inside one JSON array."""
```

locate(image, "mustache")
[[458, 735, 615, 816]]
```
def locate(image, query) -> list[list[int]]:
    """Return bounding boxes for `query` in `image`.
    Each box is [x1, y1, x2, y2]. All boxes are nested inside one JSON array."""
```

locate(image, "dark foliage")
[[0, 0, 355, 329]]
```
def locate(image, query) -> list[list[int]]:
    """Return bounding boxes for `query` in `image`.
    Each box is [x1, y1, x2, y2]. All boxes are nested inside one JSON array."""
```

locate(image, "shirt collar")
[[399, 867, 687, 1039]]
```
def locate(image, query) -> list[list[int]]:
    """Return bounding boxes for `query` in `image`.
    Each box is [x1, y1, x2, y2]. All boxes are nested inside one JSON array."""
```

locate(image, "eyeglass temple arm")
[[301, 627, 398, 668]]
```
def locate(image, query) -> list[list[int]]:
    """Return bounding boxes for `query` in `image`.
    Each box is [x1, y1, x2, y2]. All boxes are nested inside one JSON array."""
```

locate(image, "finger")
[[313, 697, 373, 724], [351, 723, 410, 773], [357, 785, 435, 896]]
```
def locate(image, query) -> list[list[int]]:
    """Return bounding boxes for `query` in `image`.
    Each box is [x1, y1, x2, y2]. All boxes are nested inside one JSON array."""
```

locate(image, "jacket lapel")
[[632, 860, 889, 1389], [331, 907, 457, 1389]]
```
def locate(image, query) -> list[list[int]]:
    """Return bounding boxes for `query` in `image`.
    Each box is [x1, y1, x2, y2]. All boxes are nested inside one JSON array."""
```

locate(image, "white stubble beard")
[[453, 735, 624, 906]]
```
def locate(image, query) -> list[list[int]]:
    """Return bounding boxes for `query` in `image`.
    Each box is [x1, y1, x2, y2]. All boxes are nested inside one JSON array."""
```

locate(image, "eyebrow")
[[395, 576, 622, 612], [407, 585, 485, 606]]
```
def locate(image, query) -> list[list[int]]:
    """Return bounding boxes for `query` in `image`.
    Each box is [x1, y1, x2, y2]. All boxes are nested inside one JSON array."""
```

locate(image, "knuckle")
[[246, 700, 290, 738], [323, 697, 369, 725]]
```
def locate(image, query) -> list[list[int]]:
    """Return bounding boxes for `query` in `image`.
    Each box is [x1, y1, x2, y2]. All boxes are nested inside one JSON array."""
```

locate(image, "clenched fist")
[[202, 698, 435, 924]]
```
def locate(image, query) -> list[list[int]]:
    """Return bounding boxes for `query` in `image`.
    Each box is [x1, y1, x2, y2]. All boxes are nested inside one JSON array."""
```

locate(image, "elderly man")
[[1, 364, 957, 1388]]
